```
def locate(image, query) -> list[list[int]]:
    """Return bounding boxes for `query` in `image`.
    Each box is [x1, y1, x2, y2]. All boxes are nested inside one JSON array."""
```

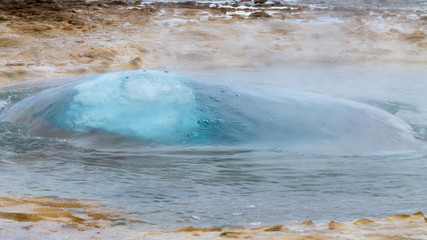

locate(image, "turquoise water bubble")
[[0, 70, 421, 152]]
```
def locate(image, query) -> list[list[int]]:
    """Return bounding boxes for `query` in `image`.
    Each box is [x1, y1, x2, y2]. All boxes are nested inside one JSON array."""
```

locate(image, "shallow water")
[[279, 0, 427, 10], [0, 67, 427, 230]]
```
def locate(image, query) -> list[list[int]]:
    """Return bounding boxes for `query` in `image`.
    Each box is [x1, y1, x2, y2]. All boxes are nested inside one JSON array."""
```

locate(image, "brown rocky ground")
[[1, 195, 427, 239], [0, 0, 426, 84]]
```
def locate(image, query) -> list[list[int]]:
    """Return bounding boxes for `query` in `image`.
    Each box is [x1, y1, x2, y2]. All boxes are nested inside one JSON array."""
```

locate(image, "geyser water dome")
[[0, 70, 421, 152]]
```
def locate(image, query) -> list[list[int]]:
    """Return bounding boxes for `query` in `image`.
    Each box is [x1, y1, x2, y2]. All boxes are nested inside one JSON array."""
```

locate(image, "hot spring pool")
[[0, 67, 426, 230]]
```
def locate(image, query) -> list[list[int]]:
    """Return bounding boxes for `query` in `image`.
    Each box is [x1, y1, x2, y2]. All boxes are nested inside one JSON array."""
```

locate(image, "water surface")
[[0, 67, 426, 230]]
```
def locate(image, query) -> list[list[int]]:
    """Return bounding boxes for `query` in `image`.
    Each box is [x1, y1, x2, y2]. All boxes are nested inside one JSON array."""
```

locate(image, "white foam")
[[0, 100, 8, 110]]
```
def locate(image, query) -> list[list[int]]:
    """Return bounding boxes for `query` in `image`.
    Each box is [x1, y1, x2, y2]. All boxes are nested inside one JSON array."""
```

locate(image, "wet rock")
[[405, 211, 427, 222], [79, 47, 117, 61], [386, 212, 427, 222], [385, 212, 425, 222], [109, 1, 129, 6], [0, 14, 9, 21], [249, 11, 271, 19], [220, 231, 242, 238], [129, 57, 142, 68], [399, 30, 426, 43], [181, 10, 197, 17], [97, 3, 109, 8], [386, 214, 410, 221], [175, 226, 222, 232], [231, 14, 244, 20], [5, 62, 26, 67], [9, 24, 53, 33], [353, 218, 375, 225], [0, 37, 21, 48], [254, 0, 268, 4], [328, 221, 347, 230], [0, 196, 126, 229], [21, 224, 34, 230], [67, 19, 85, 27], [51, 22, 74, 31], [0, 212, 45, 222], [412, 211, 425, 217], [35, 207, 85, 224], [263, 224, 288, 231], [0, 0, 16, 4], [0, 0, 87, 24], [301, 220, 314, 226], [140, 6, 157, 16], [0, 69, 27, 80]]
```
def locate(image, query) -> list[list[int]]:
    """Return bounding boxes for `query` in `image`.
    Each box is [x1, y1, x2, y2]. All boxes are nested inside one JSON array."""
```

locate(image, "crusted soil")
[[0, 0, 426, 84], [1, 196, 426, 240]]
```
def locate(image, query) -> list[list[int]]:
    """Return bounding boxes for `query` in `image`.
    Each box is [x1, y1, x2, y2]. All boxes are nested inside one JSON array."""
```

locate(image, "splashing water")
[[0, 70, 421, 152]]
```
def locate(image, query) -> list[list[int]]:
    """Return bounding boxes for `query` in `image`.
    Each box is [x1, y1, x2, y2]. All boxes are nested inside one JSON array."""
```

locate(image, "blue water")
[[0, 70, 421, 152], [0, 68, 426, 230]]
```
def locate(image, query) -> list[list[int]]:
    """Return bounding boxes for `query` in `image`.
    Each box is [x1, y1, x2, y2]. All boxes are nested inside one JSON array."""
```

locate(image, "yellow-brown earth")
[[1, 195, 427, 239], [1, 0, 427, 85]]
